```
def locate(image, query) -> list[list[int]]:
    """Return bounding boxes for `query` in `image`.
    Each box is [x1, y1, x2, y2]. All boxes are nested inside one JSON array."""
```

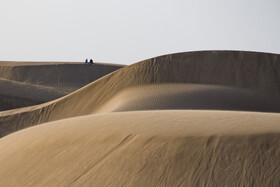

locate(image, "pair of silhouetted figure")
[[85, 59, 93, 65]]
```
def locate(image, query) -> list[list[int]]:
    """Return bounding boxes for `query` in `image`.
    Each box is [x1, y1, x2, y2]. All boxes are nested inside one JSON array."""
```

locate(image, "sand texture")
[[0, 51, 280, 186]]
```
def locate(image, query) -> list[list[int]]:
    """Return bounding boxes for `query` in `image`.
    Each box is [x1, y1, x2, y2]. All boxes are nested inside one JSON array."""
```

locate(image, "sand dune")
[[97, 83, 280, 113], [0, 61, 124, 91], [0, 51, 279, 137], [0, 51, 280, 186], [0, 62, 124, 111], [0, 78, 68, 111], [0, 110, 280, 186]]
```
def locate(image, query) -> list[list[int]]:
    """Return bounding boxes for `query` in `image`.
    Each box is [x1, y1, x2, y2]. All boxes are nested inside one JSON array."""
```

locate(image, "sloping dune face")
[[0, 62, 124, 111], [0, 51, 279, 137], [0, 111, 280, 186]]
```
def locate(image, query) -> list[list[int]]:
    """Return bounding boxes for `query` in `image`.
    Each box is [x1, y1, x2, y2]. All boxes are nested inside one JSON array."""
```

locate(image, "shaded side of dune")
[[0, 78, 68, 111], [0, 51, 279, 137], [0, 62, 125, 91], [97, 84, 280, 113], [0, 95, 42, 112], [0, 62, 124, 111]]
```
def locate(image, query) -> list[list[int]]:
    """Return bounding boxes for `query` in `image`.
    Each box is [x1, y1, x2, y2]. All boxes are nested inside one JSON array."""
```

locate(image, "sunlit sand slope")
[[0, 110, 280, 186], [0, 51, 279, 137]]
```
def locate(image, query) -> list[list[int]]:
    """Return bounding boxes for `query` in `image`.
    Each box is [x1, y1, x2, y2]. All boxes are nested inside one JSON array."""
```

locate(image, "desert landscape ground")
[[0, 51, 280, 186]]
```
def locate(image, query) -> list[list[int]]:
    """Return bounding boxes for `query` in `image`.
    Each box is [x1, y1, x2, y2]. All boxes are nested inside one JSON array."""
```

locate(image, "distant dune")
[[0, 62, 124, 110], [0, 51, 280, 186], [0, 78, 67, 111]]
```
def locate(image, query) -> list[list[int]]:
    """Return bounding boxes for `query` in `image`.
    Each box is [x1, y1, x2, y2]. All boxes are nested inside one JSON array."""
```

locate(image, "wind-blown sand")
[[0, 51, 280, 186]]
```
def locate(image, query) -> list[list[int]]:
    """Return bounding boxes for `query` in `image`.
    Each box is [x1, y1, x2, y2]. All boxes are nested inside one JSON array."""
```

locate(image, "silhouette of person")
[[85, 59, 88, 64], [89, 59, 93, 65]]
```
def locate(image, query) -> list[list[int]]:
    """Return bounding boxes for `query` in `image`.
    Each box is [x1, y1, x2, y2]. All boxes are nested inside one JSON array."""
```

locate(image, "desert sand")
[[0, 51, 280, 186], [0, 61, 124, 111]]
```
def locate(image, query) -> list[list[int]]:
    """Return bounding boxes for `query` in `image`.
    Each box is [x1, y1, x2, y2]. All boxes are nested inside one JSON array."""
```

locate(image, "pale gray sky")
[[0, 0, 280, 64]]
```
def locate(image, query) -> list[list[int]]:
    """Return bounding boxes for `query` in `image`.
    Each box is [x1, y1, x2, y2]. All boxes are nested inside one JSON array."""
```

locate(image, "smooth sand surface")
[[97, 83, 280, 113], [0, 62, 124, 110], [0, 61, 124, 90], [0, 78, 68, 111], [1, 110, 280, 186], [0, 51, 280, 186]]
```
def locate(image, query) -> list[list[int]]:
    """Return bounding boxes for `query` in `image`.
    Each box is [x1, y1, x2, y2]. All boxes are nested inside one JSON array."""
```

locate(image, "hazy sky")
[[1, 0, 280, 65]]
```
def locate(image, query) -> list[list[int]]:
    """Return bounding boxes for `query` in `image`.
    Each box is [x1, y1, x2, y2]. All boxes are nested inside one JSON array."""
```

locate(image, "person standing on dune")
[[85, 59, 88, 64], [89, 59, 93, 65]]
